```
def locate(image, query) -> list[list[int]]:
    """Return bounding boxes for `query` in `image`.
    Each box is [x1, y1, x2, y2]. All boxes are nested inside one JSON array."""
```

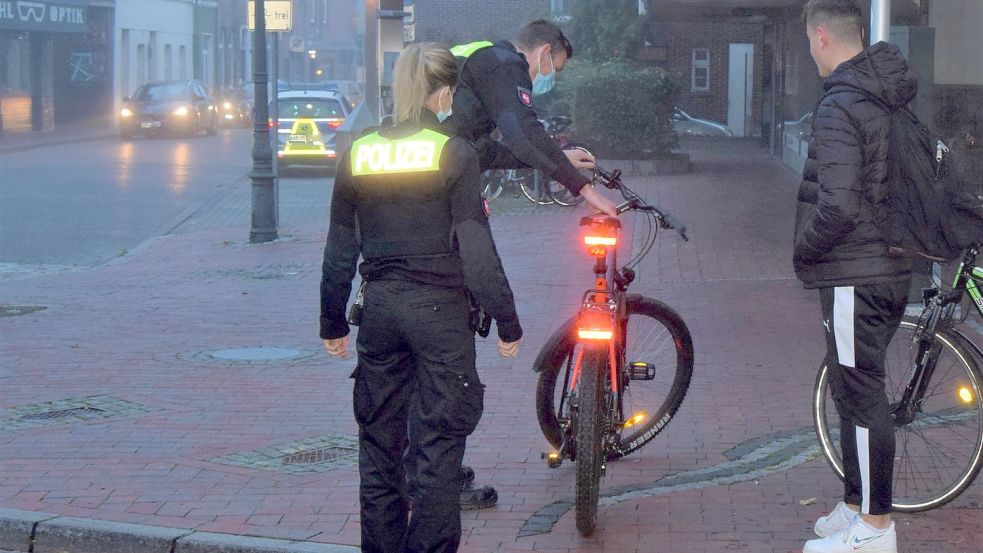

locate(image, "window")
[[164, 44, 172, 79], [692, 48, 710, 92], [322, 0, 328, 23], [309, 0, 316, 23], [551, 0, 570, 22]]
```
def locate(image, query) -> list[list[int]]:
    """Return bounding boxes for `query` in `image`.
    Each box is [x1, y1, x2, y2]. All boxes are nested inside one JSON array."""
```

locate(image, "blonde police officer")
[[320, 43, 522, 553]]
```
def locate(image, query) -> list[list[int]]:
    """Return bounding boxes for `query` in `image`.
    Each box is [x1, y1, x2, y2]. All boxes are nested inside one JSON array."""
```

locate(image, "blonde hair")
[[392, 43, 458, 125]]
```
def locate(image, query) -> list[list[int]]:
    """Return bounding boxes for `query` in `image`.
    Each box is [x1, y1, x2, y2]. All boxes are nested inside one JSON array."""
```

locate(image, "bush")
[[555, 60, 680, 159]]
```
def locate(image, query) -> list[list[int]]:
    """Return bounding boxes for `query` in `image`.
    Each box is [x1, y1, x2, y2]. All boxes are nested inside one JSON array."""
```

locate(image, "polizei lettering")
[[353, 140, 438, 175]]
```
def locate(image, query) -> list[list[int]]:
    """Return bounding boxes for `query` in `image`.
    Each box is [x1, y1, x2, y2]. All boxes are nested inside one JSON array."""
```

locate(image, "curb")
[[0, 133, 116, 156], [0, 509, 358, 553]]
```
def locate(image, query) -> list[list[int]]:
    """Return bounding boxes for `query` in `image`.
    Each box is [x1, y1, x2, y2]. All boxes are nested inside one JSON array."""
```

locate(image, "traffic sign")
[[247, 0, 292, 32]]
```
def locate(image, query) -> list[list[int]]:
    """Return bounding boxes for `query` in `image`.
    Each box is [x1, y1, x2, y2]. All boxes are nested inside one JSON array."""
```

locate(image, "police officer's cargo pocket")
[[351, 365, 374, 427], [435, 370, 485, 436]]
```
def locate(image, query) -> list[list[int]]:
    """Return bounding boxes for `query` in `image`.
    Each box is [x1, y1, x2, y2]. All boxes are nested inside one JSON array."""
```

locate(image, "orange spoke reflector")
[[584, 235, 617, 246], [623, 412, 647, 428], [578, 329, 613, 341], [958, 386, 974, 404]]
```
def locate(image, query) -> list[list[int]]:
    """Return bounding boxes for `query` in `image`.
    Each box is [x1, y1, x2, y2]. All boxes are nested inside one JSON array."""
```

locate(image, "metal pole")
[[364, 0, 380, 120], [870, 0, 891, 45], [271, 32, 279, 213], [250, 0, 278, 243]]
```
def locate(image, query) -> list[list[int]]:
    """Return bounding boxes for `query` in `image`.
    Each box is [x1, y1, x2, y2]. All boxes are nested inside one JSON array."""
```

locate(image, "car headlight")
[[173, 107, 190, 116], [223, 101, 232, 109], [120, 108, 133, 117]]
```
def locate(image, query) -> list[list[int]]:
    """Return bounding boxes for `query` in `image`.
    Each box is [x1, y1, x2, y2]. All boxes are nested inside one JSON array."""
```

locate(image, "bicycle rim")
[[814, 319, 983, 512], [518, 170, 553, 205], [574, 347, 606, 537], [535, 296, 694, 458], [481, 170, 504, 202]]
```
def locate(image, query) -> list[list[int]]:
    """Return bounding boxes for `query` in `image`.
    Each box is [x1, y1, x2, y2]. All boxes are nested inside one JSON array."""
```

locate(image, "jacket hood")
[[824, 41, 917, 110]]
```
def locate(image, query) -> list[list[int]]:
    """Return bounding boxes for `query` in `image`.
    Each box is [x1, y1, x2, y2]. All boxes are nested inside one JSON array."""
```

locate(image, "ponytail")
[[392, 43, 458, 125]]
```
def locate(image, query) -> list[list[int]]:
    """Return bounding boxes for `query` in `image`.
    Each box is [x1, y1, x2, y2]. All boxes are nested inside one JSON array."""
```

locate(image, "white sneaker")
[[803, 517, 897, 553], [814, 502, 858, 538]]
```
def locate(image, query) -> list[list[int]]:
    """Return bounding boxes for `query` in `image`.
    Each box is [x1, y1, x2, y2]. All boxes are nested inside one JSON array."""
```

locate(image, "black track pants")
[[352, 281, 483, 553], [819, 281, 909, 515]]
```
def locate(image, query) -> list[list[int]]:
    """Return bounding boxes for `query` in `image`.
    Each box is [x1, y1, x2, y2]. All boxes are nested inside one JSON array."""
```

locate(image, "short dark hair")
[[802, 0, 864, 42], [514, 19, 573, 59]]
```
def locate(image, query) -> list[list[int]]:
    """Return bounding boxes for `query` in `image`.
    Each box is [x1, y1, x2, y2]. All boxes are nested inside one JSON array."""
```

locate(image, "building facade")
[[411, 0, 550, 45], [0, 0, 113, 133]]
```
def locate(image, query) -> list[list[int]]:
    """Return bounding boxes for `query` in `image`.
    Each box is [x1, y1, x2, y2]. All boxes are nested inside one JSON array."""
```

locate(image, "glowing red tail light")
[[584, 235, 617, 246], [327, 119, 344, 129], [577, 311, 614, 341]]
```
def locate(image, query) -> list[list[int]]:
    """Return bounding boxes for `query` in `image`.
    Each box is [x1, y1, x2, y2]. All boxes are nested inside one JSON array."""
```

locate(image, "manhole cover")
[[0, 305, 46, 318], [209, 347, 304, 361], [18, 407, 103, 422], [282, 447, 357, 465]]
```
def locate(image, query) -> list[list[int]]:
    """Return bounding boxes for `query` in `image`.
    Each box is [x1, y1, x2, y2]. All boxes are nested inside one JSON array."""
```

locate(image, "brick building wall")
[[413, 0, 551, 45], [651, 20, 764, 135]]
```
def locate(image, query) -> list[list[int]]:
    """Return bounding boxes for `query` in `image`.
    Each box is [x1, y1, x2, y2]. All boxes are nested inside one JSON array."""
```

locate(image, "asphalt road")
[[0, 129, 325, 270]]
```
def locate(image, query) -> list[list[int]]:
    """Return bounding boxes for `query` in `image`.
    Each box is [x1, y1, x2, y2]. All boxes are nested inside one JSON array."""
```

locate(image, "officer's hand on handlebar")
[[580, 186, 618, 217], [498, 339, 521, 358], [323, 337, 350, 359], [563, 148, 596, 170]]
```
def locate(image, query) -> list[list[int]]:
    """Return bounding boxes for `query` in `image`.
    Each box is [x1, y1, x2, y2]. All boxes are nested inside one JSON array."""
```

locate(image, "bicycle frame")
[[895, 245, 983, 424]]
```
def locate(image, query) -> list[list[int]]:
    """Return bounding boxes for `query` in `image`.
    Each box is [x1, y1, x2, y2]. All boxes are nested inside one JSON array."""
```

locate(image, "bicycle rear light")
[[584, 235, 617, 246], [577, 311, 614, 341], [959, 386, 974, 404]]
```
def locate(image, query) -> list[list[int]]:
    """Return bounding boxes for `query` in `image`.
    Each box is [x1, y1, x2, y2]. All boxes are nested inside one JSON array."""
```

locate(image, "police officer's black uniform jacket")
[[444, 40, 591, 194], [319, 111, 522, 343]]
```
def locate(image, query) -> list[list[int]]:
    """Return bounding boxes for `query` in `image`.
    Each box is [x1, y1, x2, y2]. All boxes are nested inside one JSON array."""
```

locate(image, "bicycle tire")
[[575, 347, 606, 537], [535, 295, 694, 458], [547, 143, 592, 206], [814, 318, 983, 512], [481, 170, 504, 203], [518, 169, 553, 205]]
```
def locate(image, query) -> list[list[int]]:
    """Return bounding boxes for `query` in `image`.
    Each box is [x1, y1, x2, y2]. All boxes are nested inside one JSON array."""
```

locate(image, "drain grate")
[[18, 407, 104, 422], [211, 435, 360, 474], [0, 396, 155, 431], [0, 305, 46, 318], [282, 446, 357, 465]]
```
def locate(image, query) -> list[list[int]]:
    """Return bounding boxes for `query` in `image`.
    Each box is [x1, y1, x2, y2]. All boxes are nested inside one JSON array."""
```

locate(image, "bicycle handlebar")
[[595, 166, 689, 242]]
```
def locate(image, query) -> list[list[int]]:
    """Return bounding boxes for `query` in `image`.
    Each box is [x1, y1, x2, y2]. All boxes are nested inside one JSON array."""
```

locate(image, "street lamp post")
[[250, 0, 278, 243]]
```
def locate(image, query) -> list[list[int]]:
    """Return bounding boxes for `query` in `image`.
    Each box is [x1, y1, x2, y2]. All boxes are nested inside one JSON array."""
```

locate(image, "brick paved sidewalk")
[[1, 139, 980, 552], [0, 117, 117, 155]]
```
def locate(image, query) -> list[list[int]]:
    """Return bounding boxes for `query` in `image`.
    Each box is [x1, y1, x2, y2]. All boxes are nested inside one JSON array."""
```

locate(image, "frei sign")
[[247, 0, 292, 32], [0, 0, 88, 33]]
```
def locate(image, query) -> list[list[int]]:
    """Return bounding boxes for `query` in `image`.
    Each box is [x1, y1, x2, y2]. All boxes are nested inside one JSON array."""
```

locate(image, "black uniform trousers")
[[819, 281, 909, 515], [352, 279, 484, 553]]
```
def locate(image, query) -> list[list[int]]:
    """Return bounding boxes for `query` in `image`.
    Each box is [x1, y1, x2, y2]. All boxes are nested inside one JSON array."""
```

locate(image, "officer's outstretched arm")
[[446, 141, 523, 343], [319, 151, 360, 341]]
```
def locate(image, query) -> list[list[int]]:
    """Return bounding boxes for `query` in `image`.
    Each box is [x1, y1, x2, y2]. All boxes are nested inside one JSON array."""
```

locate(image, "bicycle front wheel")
[[535, 295, 694, 458], [517, 169, 553, 205], [814, 318, 983, 512], [481, 170, 504, 203], [574, 347, 606, 537]]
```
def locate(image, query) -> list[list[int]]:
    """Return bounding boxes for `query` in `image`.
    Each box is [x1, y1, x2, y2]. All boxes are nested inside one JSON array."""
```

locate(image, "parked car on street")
[[119, 80, 217, 138], [671, 108, 734, 137], [273, 89, 350, 169], [217, 87, 249, 127]]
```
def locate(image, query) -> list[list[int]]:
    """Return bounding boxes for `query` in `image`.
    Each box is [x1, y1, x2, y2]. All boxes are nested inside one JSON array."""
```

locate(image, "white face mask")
[[436, 87, 453, 122]]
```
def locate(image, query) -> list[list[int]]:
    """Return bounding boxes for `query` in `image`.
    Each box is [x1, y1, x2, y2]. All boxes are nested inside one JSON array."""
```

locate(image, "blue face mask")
[[531, 47, 556, 96], [436, 87, 453, 122]]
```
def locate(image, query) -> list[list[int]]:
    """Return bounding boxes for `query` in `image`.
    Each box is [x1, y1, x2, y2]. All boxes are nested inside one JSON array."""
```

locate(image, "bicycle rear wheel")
[[517, 169, 553, 205], [481, 170, 504, 203], [547, 144, 593, 207], [574, 347, 606, 537], [814, 317, 983, 512], [535, 295, 694, 458]]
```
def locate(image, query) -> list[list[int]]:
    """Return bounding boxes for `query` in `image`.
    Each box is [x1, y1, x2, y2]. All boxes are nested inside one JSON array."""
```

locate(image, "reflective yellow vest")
[[351, 128, 450, 176]]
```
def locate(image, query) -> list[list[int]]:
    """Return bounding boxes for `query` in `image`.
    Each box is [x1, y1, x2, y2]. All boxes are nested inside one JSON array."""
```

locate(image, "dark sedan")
[[119, 80, 218, 138]]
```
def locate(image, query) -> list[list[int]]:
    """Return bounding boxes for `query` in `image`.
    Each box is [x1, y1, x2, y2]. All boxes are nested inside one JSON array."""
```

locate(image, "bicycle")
[[480, 116, 594, 207], [532, 166, 694, 536], [814, 244, 983, 512]]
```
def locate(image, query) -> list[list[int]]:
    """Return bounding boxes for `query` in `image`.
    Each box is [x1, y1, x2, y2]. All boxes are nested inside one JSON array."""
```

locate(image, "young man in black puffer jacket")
[[794, 2, 914, 552]]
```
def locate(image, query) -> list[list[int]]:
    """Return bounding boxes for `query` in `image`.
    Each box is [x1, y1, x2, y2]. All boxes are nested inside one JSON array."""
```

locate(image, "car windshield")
[[134, 83, 191, 101], [278, 98, 344, 119]]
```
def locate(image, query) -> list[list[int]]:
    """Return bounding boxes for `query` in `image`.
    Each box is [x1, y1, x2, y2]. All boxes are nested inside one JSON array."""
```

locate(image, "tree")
[[567, 0, 647, 62]]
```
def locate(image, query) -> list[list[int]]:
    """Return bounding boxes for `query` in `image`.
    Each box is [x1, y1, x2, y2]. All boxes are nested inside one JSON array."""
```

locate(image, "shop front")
[[0, 0, 112, 135]]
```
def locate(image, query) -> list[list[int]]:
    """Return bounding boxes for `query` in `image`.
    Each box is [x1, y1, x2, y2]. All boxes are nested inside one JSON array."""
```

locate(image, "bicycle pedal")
[[541, 451, 563, 469], [628, 362, 656, 381]]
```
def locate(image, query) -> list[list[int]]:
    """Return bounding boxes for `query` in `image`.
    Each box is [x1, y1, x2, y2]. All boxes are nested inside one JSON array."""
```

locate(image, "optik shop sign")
[[0, 0, 88, 33]]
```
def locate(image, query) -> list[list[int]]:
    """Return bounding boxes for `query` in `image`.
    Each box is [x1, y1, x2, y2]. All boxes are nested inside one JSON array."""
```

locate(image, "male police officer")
[[446, 19, 618, 216]]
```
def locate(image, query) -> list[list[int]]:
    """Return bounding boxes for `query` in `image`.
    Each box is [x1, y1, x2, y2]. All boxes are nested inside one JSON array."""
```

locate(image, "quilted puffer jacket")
[[793, 42, 916, 289]]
